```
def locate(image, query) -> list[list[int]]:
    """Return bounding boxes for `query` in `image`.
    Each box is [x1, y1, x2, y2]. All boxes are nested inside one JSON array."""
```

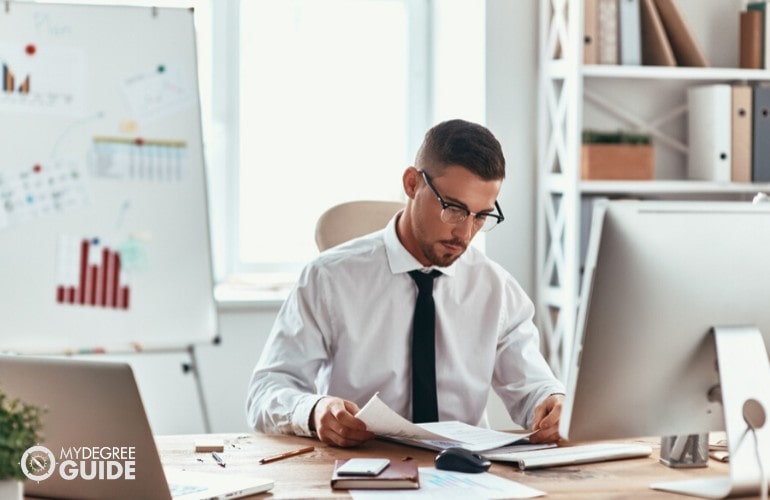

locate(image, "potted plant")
[[581, 130, 655, 180], [0, 388, 43, 500]]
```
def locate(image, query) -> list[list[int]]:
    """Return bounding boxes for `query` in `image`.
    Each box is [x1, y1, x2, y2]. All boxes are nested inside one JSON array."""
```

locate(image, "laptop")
[[0, 355, 273, 500]]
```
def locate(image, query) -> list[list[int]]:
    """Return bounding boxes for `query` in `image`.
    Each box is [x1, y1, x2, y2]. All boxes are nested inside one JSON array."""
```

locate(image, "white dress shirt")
[[246, 214, 564, 437]]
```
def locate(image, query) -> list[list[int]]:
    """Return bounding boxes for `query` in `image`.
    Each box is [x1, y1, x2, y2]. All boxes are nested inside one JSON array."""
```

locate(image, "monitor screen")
[[560, 200, 770, 442]]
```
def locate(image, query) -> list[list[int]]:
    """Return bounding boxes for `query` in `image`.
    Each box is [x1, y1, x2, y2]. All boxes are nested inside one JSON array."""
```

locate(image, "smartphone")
[[336, 458, 390, 476]]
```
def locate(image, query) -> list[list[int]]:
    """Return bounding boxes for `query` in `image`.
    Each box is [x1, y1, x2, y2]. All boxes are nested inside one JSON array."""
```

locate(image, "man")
[[246, 119, 564, 447]]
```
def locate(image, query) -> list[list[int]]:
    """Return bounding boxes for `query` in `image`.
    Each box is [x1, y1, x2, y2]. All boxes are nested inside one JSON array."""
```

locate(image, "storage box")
[[581, 144, 654, 180]]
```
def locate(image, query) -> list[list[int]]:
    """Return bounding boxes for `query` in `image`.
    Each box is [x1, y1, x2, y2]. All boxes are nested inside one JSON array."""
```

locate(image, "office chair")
[[314, 200, 405, 251]]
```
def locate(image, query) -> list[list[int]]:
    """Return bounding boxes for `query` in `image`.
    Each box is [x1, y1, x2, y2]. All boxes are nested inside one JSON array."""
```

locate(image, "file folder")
[[687, 85, 731, 182], [753, 85, 770, 182], [584, 0, 600, 64], [732, 85, 752, 183]]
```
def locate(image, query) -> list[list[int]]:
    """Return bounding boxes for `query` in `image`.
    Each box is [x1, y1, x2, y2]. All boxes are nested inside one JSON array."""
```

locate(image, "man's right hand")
[[310, 397, 375, 447]]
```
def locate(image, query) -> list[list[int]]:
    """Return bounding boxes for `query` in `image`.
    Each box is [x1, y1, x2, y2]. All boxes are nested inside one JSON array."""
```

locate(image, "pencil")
[[258, 445, 315, 464]]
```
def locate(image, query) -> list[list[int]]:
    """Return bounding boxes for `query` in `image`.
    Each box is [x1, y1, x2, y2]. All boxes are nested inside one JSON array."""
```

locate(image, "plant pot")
[[581, 143, 655, 180], [0, 479, 23, 500]]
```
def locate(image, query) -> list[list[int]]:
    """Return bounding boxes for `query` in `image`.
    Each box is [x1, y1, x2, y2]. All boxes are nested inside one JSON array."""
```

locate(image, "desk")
[[156, 433, 750, 499]]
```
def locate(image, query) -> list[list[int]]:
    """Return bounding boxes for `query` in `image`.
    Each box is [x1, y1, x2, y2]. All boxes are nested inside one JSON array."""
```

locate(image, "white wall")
[[117, 0, 539, 436]]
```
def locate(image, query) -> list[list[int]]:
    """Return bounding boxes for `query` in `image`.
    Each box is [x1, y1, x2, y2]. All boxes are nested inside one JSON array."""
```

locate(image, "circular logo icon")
[[20, 445, 56, 482]]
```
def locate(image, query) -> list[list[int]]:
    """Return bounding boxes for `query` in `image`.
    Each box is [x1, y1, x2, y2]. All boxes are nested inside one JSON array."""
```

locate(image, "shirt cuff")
[[291, 394, 325, 437]]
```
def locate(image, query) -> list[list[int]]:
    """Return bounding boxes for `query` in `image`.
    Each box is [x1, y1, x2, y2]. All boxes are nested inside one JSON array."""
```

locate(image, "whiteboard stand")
[[182, 343, 215, 434]]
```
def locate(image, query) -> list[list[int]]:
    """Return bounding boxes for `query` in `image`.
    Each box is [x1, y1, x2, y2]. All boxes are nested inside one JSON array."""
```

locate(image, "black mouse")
[[434, 447, 491, 473]]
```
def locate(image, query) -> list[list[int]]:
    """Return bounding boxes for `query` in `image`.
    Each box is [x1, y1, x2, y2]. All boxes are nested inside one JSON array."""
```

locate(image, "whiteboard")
[[0, 2, 216, 353]]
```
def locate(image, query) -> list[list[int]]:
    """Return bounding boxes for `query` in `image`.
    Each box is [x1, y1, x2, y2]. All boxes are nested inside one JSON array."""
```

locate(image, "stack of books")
[[584, 0, 708, 67]]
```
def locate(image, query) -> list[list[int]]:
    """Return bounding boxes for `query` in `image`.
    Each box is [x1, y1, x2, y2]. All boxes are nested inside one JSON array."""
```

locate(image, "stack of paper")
[[355, 394, 552, 454]]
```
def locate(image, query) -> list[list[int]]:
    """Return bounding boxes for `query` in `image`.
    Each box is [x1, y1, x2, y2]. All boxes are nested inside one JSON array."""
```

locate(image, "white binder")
[[687, 84, 732, 182]]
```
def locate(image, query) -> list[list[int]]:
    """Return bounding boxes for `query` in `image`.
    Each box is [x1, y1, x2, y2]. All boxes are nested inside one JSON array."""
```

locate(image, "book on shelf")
[[618, 0, 642, 65], [639, 0, 676, 66], [687, 85, 732, 182], [748, 2, 770, 69], [653, 0, 708, 67], [330, 458, 419, 490], [741, 9, 763, 69], [598, 0, 619, 64]]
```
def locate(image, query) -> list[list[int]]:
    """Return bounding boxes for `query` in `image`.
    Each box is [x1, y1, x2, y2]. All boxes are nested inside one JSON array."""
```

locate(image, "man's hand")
[[311, 397, 375, 447], [529, 394, 565, 444]]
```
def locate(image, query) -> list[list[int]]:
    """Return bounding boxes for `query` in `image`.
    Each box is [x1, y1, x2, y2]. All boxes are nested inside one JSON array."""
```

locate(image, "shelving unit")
[[536, 0, 770, 379]]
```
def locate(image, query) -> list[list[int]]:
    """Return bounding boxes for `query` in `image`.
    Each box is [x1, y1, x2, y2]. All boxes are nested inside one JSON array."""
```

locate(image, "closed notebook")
[[330, 458, 419, 490], [640, 0, 675, 66], [653, 0, 708, 67]]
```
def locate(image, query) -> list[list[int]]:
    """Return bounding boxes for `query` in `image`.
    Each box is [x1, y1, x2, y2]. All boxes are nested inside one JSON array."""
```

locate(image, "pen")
[[211, 451, 226, 468], [258, 445, 314, 464]]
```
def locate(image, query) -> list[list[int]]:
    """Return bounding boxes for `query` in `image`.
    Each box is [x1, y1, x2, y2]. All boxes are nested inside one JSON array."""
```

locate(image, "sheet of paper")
[[419, 421, 533, 451], [355, 393, 447, 440], [356, 393, 534, 451], [350, 467, 546, 499]]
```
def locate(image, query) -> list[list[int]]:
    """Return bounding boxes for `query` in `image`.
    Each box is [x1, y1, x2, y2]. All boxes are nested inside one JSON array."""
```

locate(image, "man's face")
[[409, 165, 502, 267]]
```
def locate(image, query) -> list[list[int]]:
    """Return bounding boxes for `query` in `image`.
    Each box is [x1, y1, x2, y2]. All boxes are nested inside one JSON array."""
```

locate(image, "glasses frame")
[[418, 170, 505, 232]]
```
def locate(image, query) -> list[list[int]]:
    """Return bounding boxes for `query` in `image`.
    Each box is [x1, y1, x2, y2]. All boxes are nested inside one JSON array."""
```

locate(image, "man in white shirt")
[[247, 119, 565, 447]]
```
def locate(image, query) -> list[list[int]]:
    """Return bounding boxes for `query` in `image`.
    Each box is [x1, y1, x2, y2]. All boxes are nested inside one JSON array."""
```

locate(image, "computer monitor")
[[559, 200, 770, 498]]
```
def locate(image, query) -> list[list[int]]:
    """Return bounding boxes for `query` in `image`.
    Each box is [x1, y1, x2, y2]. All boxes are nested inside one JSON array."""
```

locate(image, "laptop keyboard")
[[169, 482, 207, 496]]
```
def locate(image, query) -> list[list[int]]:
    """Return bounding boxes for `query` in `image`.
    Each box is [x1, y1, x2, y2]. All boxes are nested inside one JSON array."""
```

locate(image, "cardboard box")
[[581, 143, 654, 180]]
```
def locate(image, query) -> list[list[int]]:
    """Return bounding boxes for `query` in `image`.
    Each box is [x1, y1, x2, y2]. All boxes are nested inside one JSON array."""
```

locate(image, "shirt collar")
[[383, 212, 458, 277]]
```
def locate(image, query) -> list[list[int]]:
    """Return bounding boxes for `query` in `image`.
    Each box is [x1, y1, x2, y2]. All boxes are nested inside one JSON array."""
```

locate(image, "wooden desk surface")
[[156, 432, 744, 499]]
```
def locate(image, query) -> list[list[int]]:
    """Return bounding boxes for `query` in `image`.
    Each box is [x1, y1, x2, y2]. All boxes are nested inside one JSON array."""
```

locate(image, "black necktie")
[[408, 269, 441, 423]]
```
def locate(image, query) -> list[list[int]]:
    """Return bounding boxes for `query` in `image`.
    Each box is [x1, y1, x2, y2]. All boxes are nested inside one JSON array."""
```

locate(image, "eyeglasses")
[[419, 170, 504, 233]]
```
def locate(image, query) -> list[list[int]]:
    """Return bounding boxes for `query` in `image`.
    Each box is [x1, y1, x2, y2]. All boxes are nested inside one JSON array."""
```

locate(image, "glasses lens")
[[441, 206, 468, 224], [479, 216, 499, 232]]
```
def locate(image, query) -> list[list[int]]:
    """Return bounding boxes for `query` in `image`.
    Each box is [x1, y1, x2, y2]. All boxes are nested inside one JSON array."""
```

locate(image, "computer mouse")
[[434, 447, 491, 473]]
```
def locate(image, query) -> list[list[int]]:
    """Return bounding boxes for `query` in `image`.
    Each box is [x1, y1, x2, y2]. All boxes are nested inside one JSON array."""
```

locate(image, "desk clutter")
[[156, 432, 732, 499]]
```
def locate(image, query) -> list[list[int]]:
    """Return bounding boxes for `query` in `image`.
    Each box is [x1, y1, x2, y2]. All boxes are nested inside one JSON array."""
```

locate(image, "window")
[[235, 0, 428, 276], [227, 0, 485, 288]]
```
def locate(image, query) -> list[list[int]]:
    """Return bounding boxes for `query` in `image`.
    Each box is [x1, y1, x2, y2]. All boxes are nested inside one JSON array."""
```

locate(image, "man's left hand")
[[529, 394, 565, 444]]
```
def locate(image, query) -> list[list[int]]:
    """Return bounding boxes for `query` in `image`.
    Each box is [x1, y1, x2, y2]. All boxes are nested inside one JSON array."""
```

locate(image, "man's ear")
[[403, 167, 419, 199]]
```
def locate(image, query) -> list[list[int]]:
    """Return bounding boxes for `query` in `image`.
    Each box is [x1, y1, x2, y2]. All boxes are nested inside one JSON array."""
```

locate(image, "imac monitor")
[[559, 200, 770, 498]]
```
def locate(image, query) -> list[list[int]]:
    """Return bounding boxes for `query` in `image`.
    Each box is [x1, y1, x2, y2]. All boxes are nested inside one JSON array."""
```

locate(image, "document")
[[350, 467, 546, 499], [355, 393, 536, 452]]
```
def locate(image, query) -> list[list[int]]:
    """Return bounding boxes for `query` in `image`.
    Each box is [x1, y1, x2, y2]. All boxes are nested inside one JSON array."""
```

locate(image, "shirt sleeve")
[[491, 277, 565, 429], [245, 264, 332, 436]]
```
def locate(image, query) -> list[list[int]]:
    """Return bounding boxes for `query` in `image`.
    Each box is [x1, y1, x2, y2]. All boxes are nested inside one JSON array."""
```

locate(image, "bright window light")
[[238, 0, 412, 270]]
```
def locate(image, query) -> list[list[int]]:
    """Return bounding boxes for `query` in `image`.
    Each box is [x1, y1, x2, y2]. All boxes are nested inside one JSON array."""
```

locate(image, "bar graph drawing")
[[56, 235, 130, 310], [3, 62, 30, 94], [0, 43, 85, 116]]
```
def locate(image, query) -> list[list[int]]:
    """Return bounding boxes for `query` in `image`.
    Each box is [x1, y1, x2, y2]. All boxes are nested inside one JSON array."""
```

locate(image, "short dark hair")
[[415, 119, 505, 180]]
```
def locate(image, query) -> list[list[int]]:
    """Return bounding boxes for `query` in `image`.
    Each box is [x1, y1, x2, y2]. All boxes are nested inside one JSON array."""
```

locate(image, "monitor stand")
[[651, 326, 770, 498]]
